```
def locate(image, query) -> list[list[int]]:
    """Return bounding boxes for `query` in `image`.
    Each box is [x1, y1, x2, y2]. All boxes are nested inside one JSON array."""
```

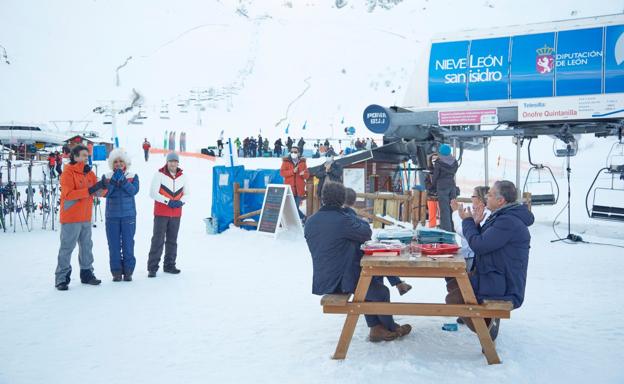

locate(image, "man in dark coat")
[[274, 138, 283, 157], [297, 137, 305, 154], [432, 144, 458, 232], [447, 180, 534, 340], [286, 136, 293, 152], [316, 157, 343, 198], [305, 182, 411, 342]]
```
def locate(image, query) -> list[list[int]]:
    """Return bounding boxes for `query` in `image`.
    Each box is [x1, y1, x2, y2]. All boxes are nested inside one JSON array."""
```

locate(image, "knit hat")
[[166, 152, 180, 162], [438, 144, 452, 156]]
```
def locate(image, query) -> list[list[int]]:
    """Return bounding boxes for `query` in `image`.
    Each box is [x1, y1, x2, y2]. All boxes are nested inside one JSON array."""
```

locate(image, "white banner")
[[518, 93, 624, 121]]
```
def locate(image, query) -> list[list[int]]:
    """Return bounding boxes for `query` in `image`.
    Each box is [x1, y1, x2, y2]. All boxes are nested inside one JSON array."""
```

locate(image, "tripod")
[[551, 143, 583, 243]]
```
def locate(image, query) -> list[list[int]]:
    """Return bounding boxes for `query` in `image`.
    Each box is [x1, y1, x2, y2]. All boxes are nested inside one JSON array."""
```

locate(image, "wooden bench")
[[320, 256, 514, 365], [321, 293, 351, 308]]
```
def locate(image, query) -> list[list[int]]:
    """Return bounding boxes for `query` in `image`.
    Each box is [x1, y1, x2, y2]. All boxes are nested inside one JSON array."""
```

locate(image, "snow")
[[1, 137, 624, 383], [2, 0, 624, 383]]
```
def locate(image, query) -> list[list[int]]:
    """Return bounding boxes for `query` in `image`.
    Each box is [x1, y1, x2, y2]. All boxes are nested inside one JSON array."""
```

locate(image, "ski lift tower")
[[93, 100, 138, 148]]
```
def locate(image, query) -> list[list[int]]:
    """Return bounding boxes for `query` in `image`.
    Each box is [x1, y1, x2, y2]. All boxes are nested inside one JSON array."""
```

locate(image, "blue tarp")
[[242, 169, 283, 222], [211, 165, 245, 233], [211, 166, 282, 233], [93, 145, 108, 161]]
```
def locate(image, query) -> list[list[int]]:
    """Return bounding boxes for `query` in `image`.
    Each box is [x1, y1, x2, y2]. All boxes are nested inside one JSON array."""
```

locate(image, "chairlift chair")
[[554, 139, 578, 157], [522, 138, 560, 205], [159, 103, 170, 120], [586, 141, 624, 222], [103, 111, 113, 125]]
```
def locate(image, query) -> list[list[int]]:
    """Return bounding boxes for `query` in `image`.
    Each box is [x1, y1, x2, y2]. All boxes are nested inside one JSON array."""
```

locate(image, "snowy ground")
[[1, 139, 624, 384]]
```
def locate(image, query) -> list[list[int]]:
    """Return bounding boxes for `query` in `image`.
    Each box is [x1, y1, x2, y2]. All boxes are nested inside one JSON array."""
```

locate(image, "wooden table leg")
[[332, 274, 372, 359], [455, 273, 501, 365]]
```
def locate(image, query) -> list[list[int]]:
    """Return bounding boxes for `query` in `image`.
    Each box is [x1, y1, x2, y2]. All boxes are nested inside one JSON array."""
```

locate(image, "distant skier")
[[47, 153, 56, 178], [217, 131, 224, 157], [55, 152, 63, 176], [142, 138, 151, 162]]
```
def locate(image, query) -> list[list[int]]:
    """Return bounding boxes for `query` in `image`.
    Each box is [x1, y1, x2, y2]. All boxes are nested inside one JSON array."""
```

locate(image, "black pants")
[[147, 216, 181, 272]]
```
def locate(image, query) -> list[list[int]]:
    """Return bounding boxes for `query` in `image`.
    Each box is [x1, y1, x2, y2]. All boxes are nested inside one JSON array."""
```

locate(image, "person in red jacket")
[[48, 153, 56, 178], [280, 146, 309, 220], [142, 138, 151, 161], [54, 145, 106, 290], [147, 152, 189, 277]]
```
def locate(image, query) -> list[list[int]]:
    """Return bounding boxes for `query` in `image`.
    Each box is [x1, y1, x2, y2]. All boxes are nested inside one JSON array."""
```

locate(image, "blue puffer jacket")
[[462, 203, 534, 309], [103, 171, 140, 218], [304, 205, 372, 295]]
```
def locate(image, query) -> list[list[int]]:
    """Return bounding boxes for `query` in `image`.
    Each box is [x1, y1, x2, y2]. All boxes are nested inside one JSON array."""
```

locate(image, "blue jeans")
[[105, 216, 137, 275], [364, 278, 397, 331]]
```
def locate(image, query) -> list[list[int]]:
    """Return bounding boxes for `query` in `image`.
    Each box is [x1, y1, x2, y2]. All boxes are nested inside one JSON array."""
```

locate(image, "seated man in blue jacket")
[[305, 182, 411, 342], [446, 180, 534, 340]]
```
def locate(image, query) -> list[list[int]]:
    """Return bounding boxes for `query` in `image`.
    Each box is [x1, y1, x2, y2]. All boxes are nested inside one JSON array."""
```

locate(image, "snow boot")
[[80, 269, 101, 285], [112, 273, 122, 282], [148, 271, 157, 278], [488, 318, 500, 341], [56, 282, 68, 291], [394, 323, 412, 337], [123, 274, 132, 282], [369, 325, 399, 342], [163, 266, 181, 274], [396, 282, 412, 296]]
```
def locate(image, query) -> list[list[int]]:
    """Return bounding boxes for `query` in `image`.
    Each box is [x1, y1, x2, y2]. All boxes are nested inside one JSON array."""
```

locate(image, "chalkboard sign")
[[258, 186, 287, 234]]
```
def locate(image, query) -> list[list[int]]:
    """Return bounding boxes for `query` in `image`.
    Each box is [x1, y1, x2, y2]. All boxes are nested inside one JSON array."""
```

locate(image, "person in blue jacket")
[[447, 180, 534, 340], [305, 182, 411, 342], [102, 148, 140, 282]]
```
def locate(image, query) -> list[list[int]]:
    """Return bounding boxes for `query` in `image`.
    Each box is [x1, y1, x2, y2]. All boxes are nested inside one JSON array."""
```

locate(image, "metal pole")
[[452, 138, 457, 157], [515, 136, 522, 201], [484, 137, 489, 186], [112, 101, 119, 148]]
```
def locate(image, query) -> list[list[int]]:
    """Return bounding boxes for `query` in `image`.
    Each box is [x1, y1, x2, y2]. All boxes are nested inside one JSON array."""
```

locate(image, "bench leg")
[[454, 273, 501, 365], [333, 314, 359, 359], [332, 274, 372, 360]]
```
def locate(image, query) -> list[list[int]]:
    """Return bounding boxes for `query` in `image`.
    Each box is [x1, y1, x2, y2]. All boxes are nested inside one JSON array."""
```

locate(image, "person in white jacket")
[[451, 186, 491, 272], [147, 152, 190, 277]]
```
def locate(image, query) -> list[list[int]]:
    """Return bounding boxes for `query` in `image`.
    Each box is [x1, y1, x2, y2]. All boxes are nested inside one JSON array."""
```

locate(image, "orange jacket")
[[59, 162, 98, 224], [280, 157, 309, 197]]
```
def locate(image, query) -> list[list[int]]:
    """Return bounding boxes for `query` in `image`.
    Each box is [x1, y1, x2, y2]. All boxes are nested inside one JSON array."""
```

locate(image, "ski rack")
[[0, 159, 52, 232]]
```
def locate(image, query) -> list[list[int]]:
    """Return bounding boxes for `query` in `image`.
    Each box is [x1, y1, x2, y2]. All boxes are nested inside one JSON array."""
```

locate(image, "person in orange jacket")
[[54, 145, 107, 291], [280, 146, 309, 220]]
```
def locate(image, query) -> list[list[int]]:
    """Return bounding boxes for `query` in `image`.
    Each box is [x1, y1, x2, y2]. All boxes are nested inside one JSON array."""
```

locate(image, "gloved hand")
[[100, 174, 109, 188], [167, 200, 185, 208], [88, 180, 104, 195], [112, 169, 124, 183], [83, 165, 92, 174]]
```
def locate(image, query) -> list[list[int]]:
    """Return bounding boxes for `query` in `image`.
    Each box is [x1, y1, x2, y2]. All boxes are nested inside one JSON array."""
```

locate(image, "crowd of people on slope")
[[229, 136, 378, 158], [54, 145, 189, 290]]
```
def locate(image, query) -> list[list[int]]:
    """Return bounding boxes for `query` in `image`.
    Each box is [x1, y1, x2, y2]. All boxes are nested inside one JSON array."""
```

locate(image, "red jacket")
[[280, 157, 309, 197], [59, 162, 98, 224], [150, 166, 189, 217], [143, 141, 151, 150]]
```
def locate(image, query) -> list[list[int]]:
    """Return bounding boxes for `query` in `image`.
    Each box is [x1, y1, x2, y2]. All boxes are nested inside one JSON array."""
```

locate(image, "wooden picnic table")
[[322, 254, 512, 365]]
